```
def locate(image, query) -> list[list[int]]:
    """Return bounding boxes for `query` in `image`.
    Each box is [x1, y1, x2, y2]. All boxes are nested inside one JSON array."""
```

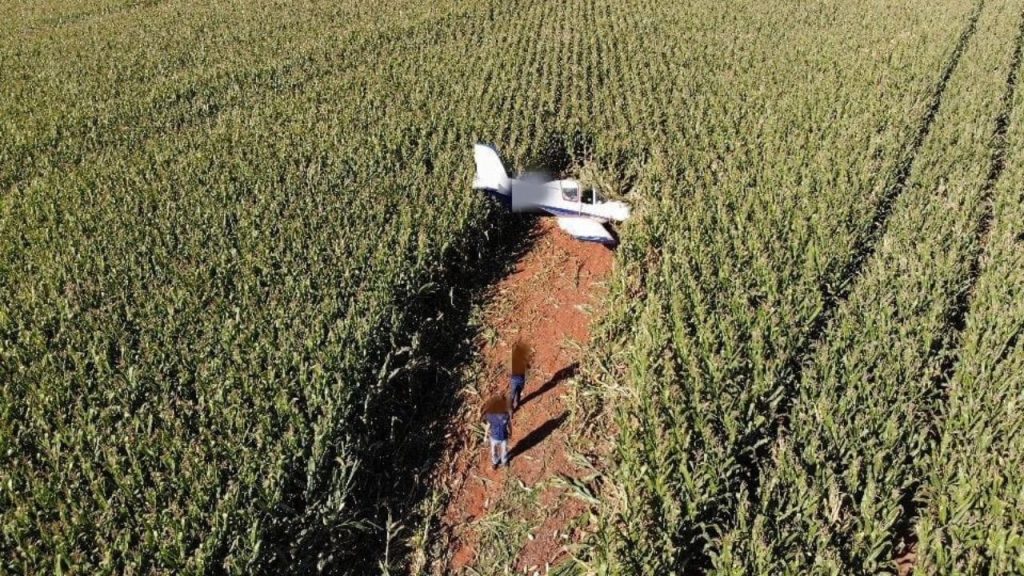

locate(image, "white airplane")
[[472, 143, 630, 245]]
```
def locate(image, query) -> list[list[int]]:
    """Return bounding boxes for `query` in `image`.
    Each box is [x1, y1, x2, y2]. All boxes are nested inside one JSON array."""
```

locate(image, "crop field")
[[3, 0, 1024, 574], [588, 0, 1024, 574]]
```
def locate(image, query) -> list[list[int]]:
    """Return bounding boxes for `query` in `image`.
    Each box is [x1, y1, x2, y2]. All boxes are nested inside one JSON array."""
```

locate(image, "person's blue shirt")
[[486, 412, 510, 441]]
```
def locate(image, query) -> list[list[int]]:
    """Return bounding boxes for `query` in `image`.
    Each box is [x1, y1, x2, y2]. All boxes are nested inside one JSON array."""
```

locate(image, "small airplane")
[[472, 143, 630, 245]]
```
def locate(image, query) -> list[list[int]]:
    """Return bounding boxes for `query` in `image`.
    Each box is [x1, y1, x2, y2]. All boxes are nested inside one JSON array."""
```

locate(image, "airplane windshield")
[[562, 183, 579, 202]]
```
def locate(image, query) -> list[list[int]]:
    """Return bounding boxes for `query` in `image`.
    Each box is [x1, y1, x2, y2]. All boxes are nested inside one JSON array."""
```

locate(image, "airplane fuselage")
[[472, 143, 630, 245], [483, 178, 630, 223]]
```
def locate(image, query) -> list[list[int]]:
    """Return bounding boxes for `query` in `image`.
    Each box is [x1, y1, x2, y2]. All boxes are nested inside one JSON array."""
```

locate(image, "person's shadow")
[[513, 412, 567, 458], [520, 363, 578, 408]]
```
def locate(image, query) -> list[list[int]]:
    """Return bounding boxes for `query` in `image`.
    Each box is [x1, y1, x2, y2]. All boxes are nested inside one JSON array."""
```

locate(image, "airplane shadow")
[[520, 363, 578, 408], [604, 223, 621, 250], [513, 412, 567, 459]]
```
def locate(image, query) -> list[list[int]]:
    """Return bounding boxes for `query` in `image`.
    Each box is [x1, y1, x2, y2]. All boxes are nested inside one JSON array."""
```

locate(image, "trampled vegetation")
[[3, 0, 1024, 574]]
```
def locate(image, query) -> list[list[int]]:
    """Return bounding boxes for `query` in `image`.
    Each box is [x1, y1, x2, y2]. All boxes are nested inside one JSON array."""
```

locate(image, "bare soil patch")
[[429, 218, 613, 574]]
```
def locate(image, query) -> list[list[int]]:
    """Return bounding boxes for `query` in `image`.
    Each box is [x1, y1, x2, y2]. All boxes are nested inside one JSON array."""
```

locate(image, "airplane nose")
[[608, 202, 631, 221]]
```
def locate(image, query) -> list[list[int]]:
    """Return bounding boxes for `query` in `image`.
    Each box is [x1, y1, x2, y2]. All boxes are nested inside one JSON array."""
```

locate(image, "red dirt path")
[[433, 218, 613, 573]]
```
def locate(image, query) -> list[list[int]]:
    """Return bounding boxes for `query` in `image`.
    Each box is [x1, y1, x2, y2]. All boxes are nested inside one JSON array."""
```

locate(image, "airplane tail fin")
[[473, 144, 510, 193]]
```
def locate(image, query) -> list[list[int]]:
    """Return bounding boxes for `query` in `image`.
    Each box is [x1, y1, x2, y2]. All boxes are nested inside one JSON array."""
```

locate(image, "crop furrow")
[[895, 3, 1024, 561], [930, 0, 1024, 435], [736, 0, 986, 500], [713, 0, 986, 568], [706, 1, 1024, 572], [11, 0, 1024, 573], [913, 6, 1024, 573], [584, 1, 996, 573]]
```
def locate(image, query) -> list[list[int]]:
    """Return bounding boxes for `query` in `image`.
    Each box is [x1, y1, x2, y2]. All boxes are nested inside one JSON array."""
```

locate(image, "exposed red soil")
[[433, 218, 613, 573], [895, 544, 916, 576]]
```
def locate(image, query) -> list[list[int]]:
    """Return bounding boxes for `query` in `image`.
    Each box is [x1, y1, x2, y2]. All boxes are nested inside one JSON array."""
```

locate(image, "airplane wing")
[[555, 217, 616, 245]]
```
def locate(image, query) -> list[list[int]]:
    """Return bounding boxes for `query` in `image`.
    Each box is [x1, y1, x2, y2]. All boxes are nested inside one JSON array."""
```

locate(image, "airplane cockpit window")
[[561, 183, 580, 202], [582, 188, 605, 204]]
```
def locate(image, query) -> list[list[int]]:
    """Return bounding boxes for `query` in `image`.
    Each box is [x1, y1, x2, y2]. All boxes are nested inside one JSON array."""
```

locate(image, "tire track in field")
[[729, 0, 985, 499], [806, 0, 985, 348], [892, 5, 1024, 569], [703, 1, 989, 567], [934, 0, 1024, 411]]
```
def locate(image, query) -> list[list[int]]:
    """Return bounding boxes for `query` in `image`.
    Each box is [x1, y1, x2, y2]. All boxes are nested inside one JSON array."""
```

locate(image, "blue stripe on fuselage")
[[574, 234, 616, 245], [476, 190, 612, 244], [536, 204, 609, 223]]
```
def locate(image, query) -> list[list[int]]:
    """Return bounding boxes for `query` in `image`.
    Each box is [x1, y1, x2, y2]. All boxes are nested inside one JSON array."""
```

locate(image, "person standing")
[[482, 393, 511, 469], [510, 340, 531, 411], [510, 374, 526, 411]]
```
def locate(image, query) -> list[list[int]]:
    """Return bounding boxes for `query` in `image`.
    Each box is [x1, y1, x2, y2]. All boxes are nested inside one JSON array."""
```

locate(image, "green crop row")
[[1, 0, 656, 572], [915, 16, 1024, 573], [708, 0, 1024, 573], [583, 0, 989, 573], [8, 0, 1024, 573], [2, 0, 847, 572]]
